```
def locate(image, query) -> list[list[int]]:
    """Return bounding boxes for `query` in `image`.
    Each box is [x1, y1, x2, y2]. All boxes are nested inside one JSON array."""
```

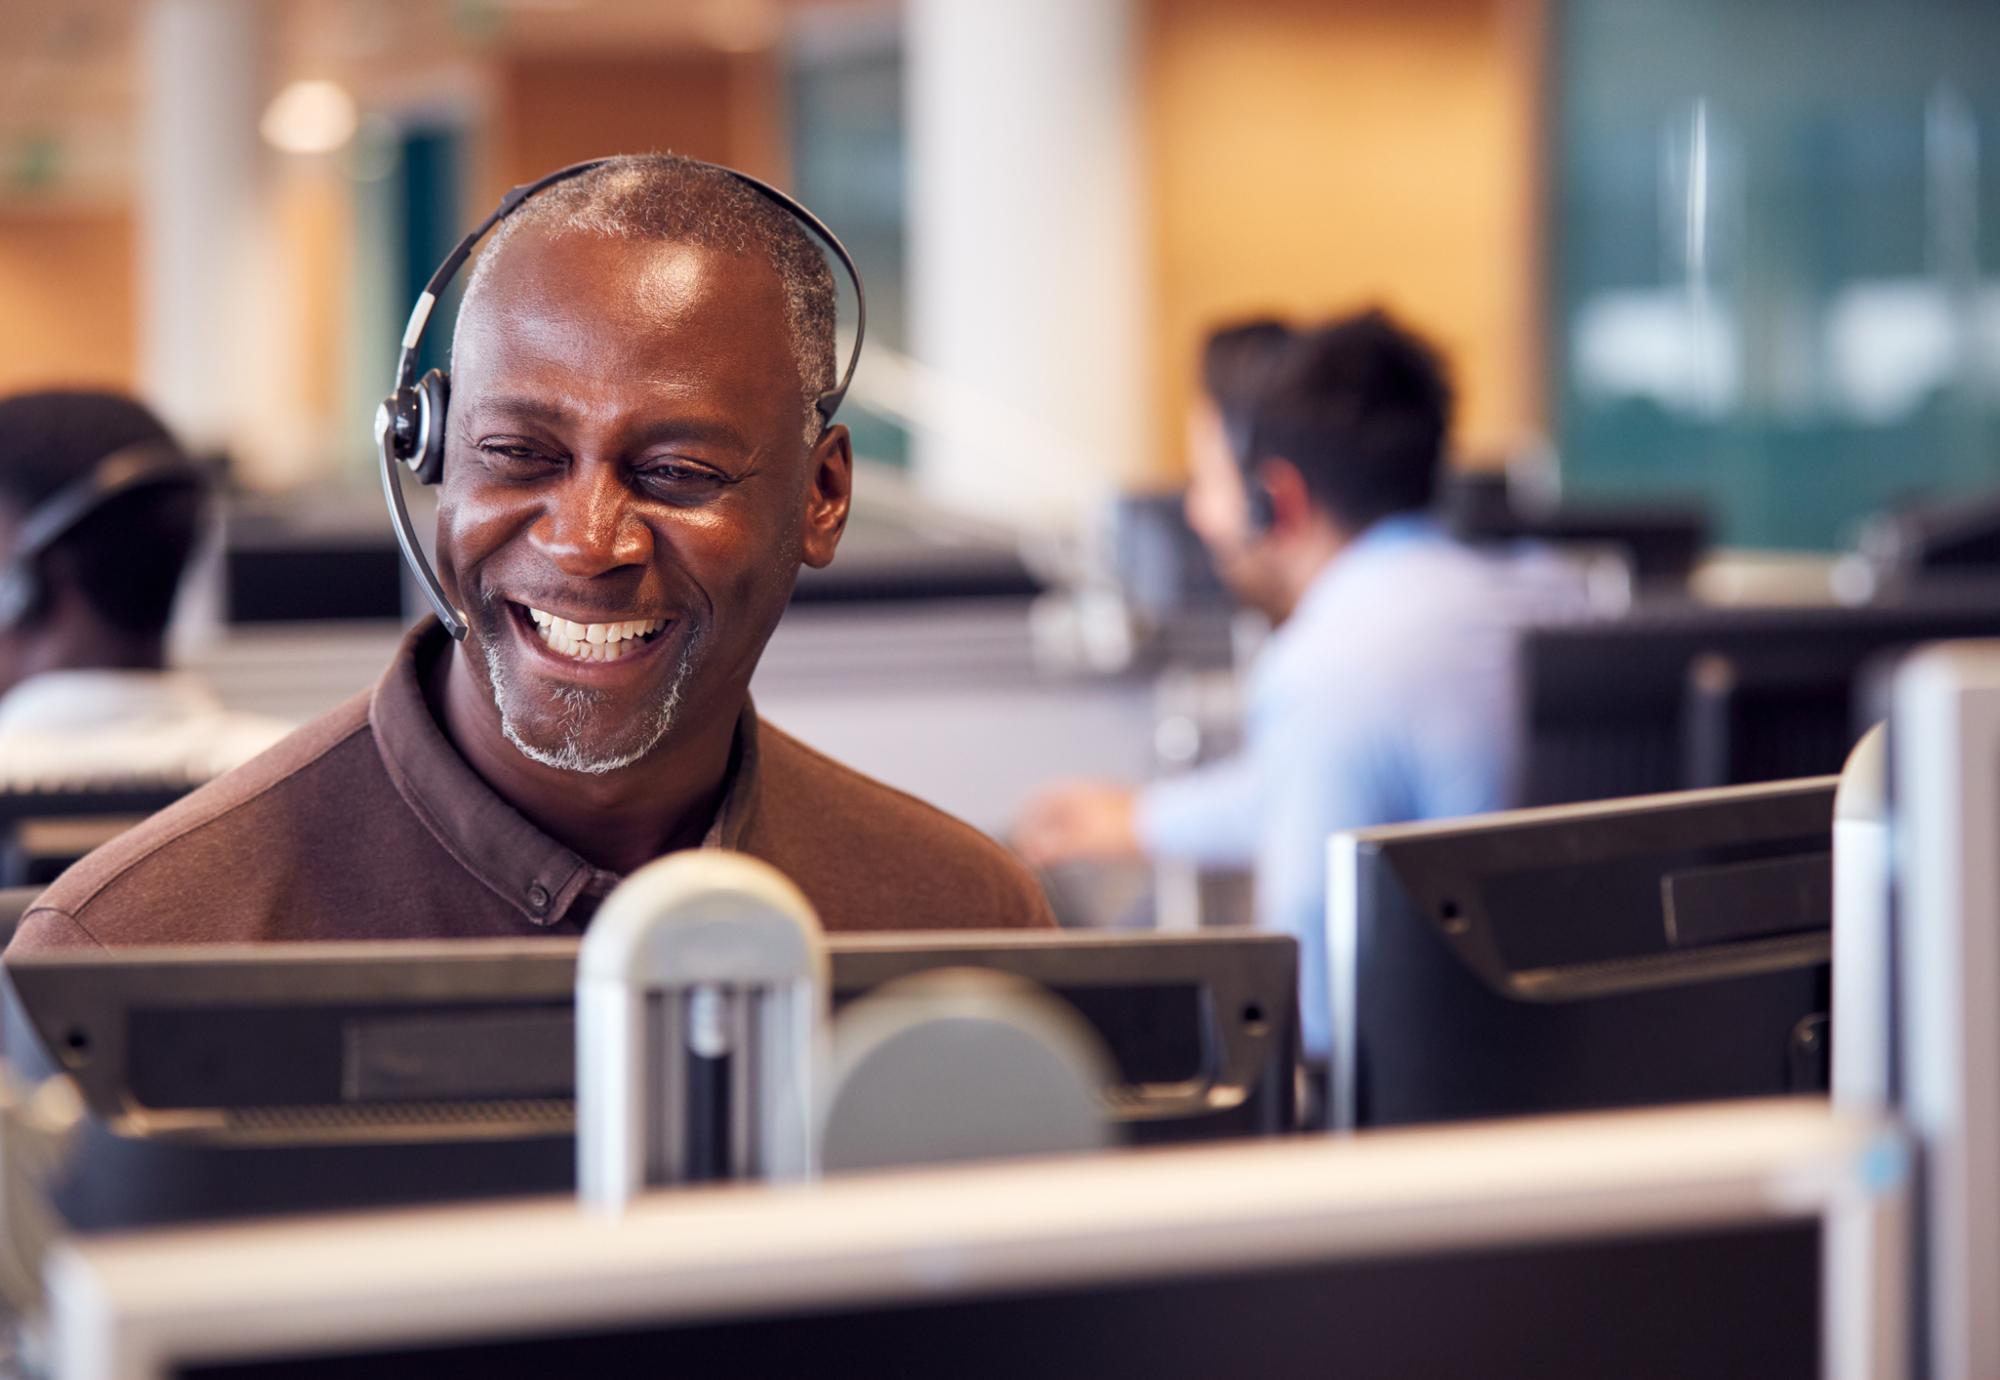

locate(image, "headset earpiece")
[[1243, 477, 1276, 536], [1221, 408, 1274, 537], [376, 370, 450, 487], [412, 370, 450, 486], [377, 391, 416, 463]]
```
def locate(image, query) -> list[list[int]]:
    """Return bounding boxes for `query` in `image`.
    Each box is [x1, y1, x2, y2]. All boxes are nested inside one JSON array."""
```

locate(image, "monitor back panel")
[[1518, 599, 2000, 805], [171, 1221, 1818, 1380], [1355, 863, 1827, 1127], [3, 932, 1298, 1229], [1342, 779, 1835, 1129], [0, 786, 196, 892]]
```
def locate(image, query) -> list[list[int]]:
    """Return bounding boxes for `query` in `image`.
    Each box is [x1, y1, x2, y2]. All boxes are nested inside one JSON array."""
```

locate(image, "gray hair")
[[457, 153, 837, 443]]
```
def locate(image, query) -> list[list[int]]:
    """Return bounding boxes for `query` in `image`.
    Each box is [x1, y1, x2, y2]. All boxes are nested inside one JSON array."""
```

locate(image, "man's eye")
[[474, 442, 560, 474], [476, 446, 556, 468], [639, 464, 725, 488]]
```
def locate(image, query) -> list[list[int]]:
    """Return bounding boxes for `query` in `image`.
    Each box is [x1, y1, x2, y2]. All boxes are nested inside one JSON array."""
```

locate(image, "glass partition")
[[1551, 0, 2000, 548]]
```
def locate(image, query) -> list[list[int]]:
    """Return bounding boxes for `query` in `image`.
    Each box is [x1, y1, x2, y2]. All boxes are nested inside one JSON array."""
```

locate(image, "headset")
[[0, 441, 206, 632], [375, 157, 869, 642], [1221, 407, 1276, 537]]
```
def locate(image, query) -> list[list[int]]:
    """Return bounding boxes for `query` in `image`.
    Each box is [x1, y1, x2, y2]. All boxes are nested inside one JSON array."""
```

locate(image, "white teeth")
[[521, 606, 668, 663]]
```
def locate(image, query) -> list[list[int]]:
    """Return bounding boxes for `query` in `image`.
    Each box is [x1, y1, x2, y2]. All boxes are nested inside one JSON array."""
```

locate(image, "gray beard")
[[484, 634, 700, 776]]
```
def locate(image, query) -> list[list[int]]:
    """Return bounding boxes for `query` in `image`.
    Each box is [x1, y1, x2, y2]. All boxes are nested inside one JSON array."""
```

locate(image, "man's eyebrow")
[[468, 395, 754, 453], [627, 416, 754, 453], [469, 395, 579, 428]]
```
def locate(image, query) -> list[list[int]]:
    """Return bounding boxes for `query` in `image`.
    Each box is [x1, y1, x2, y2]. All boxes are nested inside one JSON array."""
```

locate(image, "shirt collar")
[[368, 620, 759, 929], [0, 669, 223, 735], [1285, 512, 1449, 631], [1349, 511, 1445, 553]]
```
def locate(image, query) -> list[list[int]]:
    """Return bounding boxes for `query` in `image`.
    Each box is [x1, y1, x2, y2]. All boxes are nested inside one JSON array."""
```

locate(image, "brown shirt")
[[8, 622, 1055, 952]]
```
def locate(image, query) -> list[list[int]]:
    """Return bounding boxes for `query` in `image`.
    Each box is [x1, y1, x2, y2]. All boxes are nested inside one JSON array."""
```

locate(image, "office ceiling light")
[[260, 80, 359, 156]]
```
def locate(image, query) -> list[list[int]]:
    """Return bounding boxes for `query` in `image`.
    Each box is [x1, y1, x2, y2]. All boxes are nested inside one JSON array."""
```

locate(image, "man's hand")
[[1015, 781, 1143, 866]]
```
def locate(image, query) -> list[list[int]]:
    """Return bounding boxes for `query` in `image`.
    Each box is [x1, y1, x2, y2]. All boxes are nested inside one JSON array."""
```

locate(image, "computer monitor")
[[1518, 597, 2000, 805], [1, 930, 1298, 1230], [42, 1098, 1905, 1380], [1441, 474, 1709, 587], [224, 541, 406, 622], [1886, 639, 2000, 1380], [1680, 644, 1908, 791], [222, 494, 407, 623], [1851, 485, 2000, 593], [1327, 776, 1834, 1132], [1107, 491, 1229, 620]]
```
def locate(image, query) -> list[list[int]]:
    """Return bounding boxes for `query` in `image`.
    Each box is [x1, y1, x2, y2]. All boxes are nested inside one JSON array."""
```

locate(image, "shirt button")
[[526, 883, 551, 915]]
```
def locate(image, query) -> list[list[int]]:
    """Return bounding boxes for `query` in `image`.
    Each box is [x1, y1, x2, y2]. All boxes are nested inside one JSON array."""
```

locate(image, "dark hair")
[[460, 153, 837, 443], [1199, 318, 1294, 459], [1245, 309, 1452, 533], [0, 389, 205, 635]]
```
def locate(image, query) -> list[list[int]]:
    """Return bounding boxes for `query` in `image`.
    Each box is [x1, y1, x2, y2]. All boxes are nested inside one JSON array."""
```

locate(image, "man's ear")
[[800, 424, 853, 569], [1254, 457, 1315, 535]]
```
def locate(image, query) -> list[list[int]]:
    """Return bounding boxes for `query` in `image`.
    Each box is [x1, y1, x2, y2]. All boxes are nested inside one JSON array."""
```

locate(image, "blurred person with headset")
[[9, 154, 1053, 954], [1032, 318, 1294, 877], [1018, 311, 1586, 1061], [0, 390, 287, 788]]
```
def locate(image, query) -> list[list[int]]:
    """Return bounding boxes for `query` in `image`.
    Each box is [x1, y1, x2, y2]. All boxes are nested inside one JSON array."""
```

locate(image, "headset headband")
[[14, 441, 203, 562], [380, 156, 868, 641], [0, 440, 205, 632]]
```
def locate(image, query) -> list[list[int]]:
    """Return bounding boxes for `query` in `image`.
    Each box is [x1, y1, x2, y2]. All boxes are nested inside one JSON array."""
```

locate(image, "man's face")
[[439, 227, 847, 773], [1182, 399, 1284, 618]]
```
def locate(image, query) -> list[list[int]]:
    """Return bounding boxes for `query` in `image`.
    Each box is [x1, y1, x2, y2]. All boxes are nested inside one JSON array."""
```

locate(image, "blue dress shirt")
[[1136, 516, 1588, 1055]]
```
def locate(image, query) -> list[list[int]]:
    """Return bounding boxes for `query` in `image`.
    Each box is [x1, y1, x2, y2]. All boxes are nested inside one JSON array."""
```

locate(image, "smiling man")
[[8, 156, 1055, 952]]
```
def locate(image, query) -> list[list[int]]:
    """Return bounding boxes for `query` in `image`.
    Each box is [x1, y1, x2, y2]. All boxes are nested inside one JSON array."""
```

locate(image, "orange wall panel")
[[275, 170, 349, 425], [1145, 0, 1542, 476], [0, 209, 136, 395], [489, 52, 787, 207]]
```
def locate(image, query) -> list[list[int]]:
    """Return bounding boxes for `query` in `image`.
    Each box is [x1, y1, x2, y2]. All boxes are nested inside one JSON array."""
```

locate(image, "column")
[[903, 0, 1150, 529], [137, 0, 305, 487]]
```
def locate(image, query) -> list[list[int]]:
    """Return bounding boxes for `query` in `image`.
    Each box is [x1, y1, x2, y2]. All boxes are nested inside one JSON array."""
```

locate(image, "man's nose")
[[529, 463, 651, 578]]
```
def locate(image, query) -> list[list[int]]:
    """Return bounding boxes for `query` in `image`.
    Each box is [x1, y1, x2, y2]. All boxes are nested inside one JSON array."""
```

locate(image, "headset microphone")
[[1222, 408, 1275, 537], [376, 157, 869, 642]]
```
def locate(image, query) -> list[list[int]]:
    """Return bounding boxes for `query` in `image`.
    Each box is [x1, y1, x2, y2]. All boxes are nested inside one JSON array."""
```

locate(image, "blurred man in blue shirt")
[[1018, 311, 1583, 1059]]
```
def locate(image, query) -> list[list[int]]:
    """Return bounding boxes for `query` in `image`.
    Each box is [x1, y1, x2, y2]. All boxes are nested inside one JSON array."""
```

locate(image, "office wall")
[[486, 52, 787, 207], [272, 165, 350, 476], [0, 6, 1544, 491], [0, 209, 135, 394], [1551, 0, 2000, 550], [1144, 0, 1543, 474]]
